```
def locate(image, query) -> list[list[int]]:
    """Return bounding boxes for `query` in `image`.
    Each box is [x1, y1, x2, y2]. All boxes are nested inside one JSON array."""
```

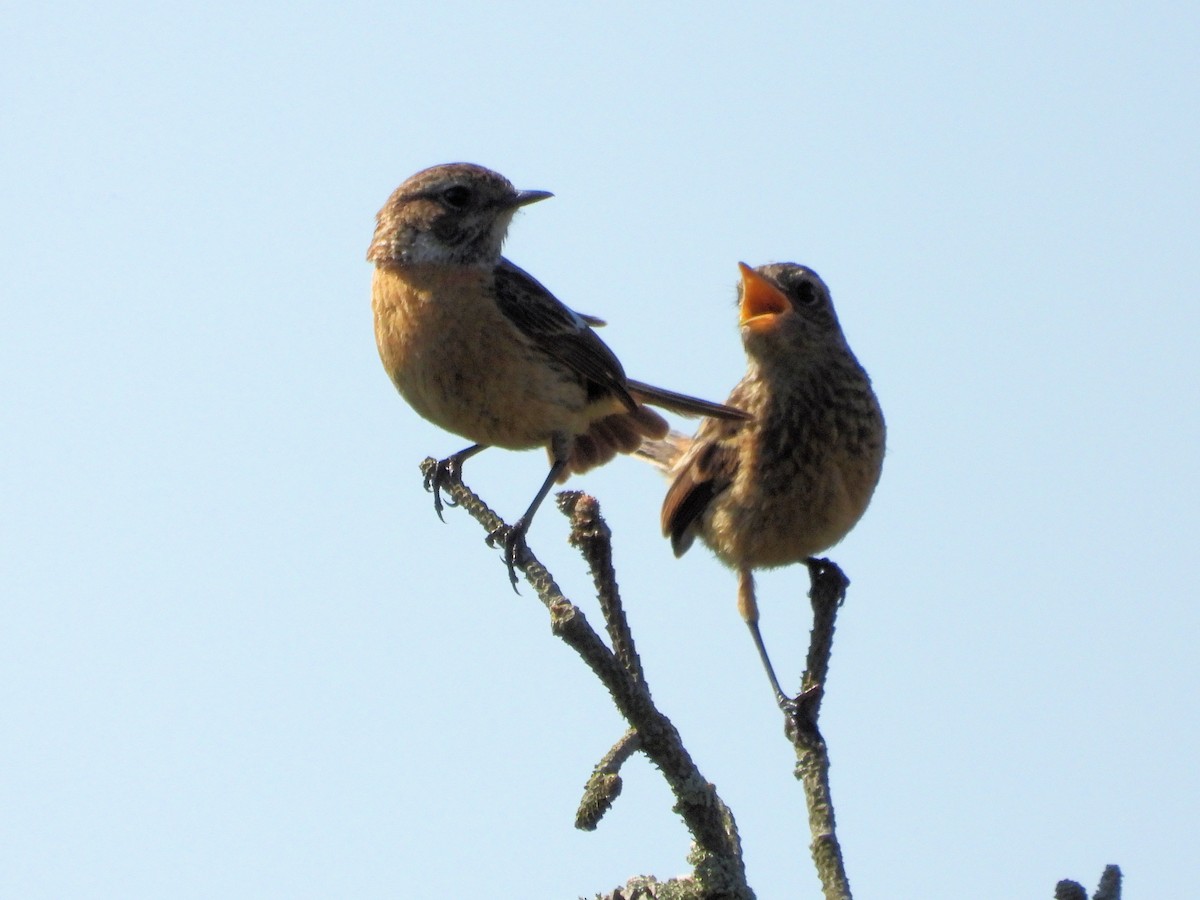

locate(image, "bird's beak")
[[738, 262, 789, 329], [511, 189, 554, 208]]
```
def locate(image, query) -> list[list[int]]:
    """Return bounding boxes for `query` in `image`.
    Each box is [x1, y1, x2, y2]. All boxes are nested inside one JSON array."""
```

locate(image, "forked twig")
[[419, 460, 752, 900]]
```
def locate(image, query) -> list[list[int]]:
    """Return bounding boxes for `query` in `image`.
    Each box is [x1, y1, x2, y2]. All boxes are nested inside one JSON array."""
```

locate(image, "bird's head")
[[737, 262, 844, 354], [367, 163, 552, 266]]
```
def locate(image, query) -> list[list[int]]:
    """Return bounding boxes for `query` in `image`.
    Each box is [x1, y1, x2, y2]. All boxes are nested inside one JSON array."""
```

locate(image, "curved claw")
[[424, 454, 470, 521], [423, 460, 452, 522], [486, 519, 530, 592]]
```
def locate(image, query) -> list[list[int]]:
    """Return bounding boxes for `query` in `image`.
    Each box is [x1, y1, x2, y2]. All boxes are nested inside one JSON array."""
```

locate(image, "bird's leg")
[[738, 569, 794, 711], [424, 444, 487, 521], [487, 434, 570, 590]]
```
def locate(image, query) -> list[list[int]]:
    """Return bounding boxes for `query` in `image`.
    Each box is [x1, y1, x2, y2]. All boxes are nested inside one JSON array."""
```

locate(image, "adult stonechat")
[[368, 163, 748, 586]]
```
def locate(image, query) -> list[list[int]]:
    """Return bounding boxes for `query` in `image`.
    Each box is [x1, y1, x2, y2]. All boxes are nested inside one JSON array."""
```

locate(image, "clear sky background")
[[3, 3, 1197, 898]]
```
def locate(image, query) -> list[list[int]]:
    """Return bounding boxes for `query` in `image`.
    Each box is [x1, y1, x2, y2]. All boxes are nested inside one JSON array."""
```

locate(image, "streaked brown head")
[[737, 262, 847, 355], [367, 163, 552, 266]]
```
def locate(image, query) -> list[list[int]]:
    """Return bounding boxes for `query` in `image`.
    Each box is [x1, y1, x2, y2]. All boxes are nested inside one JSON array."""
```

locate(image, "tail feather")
[[626, 379, 749, 421], [562, 407, 672, 479], [633, 430, 692, 472]]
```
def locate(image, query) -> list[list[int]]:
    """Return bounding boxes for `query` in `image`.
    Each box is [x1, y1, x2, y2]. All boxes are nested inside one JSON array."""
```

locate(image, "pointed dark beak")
[[511, 189, 553, 208]]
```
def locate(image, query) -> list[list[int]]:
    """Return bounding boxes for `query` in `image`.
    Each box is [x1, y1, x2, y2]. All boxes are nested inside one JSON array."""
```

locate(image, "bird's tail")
[[632, 429, 692, 473], [626, 379, 749, 421], [561, 406, 672, 481]]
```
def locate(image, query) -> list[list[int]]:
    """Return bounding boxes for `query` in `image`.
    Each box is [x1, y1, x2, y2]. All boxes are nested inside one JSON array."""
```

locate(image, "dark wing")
[[494, 259, 635, 410], [660, 417, 742, 556]]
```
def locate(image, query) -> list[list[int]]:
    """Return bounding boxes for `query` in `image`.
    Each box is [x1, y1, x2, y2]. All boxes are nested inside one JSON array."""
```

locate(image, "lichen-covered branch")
[[1056, 865, 1122, 900], [565, 493, 645, 686], [414, 458, 1119, 900], [419, 459, 752, 900], [576, 729, 641, 831], [785, 558, 852, 900]]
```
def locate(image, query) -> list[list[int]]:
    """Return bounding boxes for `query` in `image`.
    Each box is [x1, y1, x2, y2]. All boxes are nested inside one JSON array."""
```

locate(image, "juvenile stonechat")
[[641, 262, 885, 704]]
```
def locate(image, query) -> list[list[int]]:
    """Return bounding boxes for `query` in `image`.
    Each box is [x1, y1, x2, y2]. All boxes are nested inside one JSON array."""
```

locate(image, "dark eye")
[[793, 280, 821, 306], [441, 185, 471, 210]]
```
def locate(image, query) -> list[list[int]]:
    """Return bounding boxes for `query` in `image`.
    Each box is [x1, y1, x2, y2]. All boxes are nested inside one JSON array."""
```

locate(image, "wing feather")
[[661, 420, 742, 556], [493, 259, 635, 410]]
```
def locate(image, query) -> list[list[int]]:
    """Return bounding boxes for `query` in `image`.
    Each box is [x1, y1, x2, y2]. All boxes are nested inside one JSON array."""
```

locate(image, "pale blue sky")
[[3, 3, 1197, 898]]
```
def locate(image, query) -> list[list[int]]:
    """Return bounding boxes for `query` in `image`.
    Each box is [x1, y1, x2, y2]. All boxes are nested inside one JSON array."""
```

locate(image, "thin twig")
[[1057, 864, 1122, 900], [576, 728, 641, 831], [1093, 865, 1122, 900], [420, 460, 753, 900], [786, 558, 852, 900], [565, 492, 645, 685]]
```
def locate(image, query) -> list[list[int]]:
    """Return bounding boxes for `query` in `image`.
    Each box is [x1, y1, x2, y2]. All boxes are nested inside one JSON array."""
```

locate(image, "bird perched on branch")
[[368, 163, 748, 586], [640, 262, 885, 706]]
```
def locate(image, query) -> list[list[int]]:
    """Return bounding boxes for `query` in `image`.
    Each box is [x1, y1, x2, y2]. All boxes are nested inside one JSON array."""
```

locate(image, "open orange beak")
[[738, 262, 790, 330]]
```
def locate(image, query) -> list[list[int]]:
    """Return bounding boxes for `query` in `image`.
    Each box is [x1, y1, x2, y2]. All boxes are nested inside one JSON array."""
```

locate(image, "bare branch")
[[784, 558, 852, 900], [420, 460, 752, 899], [1057, 864, 1122, 900], [564, 492, 645, 685], [1055, 882, 1087, 900], [576, 729, 640, 832], [417, 459, 1116, 899], [1093, 865, 1122, 900]]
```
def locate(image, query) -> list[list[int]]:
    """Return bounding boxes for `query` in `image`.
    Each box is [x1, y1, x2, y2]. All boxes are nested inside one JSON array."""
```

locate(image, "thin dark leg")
[[488, 435, 570, 590], [737, 569, 795, 712], [424, 444, 487, 521], [745, 620, 791, 709]]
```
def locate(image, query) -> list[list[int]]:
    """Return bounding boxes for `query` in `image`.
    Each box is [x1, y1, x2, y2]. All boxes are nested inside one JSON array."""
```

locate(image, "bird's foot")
[[486, 518, 531, 592], [781, 683, 825, 743], [424, 455, 466, 522]]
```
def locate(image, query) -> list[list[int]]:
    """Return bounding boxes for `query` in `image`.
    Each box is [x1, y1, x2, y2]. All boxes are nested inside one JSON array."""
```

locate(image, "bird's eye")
[[793, 280, 821, 306], [441, 186, 472, 210]]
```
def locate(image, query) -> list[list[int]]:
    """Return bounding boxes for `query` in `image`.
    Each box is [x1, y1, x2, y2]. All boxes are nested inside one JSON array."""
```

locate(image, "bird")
[[640, 261, 885, 706], [367, 163, 749, 587]]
